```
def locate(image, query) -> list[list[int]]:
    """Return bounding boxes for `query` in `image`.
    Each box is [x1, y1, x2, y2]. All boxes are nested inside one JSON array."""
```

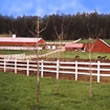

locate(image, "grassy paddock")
[[0, 50, 51, 55], [47, 51, 110, 60], [0, 72, 110, 110], [0, 50, 110, 60]]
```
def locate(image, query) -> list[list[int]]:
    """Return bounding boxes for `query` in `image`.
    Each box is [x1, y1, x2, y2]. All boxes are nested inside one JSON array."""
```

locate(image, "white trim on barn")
[[99, 39, 110, 47]]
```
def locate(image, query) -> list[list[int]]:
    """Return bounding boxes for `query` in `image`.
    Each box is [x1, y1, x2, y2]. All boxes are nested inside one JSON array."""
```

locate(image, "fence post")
[[75, 61, 78, 81], [41, 60, 44, 78], [97, 61, 100, 83], [27, 60, 29, 76], [14, 59, 17, 74], [56, 59, 60, 79], [4, 58, 6, 72]]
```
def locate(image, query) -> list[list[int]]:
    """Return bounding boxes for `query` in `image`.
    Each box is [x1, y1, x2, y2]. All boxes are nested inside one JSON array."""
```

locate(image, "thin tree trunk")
[[89, 39, 92, 98], [53, 18, 64, 95], [89, 47, 92, 98], [56, 58, 59, 95], [25, 15, 48, 109], [36, 17, 40, 109], [35, 43, 41, 109], [37, 17, 40, 38], [56, 76, 59, 95], [36, 16, 48, 108], [87, 22, 93, 98]]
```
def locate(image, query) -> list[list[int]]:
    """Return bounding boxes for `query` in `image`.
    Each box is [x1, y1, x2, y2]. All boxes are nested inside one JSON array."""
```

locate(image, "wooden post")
[[75, 61, 78, 81], [27, 60, 29, 76], [56, 60, 60, 79], [4, 58, 6, 72], [97, 61, 100, 83], [14, 59, 17, 74], [41, 60, 44, 78]]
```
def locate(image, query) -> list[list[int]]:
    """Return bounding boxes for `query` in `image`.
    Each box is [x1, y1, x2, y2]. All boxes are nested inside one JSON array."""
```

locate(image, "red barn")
[[0, 37, 45, 46], [0, 37, 45, 50], [85, 39, 110, 53]]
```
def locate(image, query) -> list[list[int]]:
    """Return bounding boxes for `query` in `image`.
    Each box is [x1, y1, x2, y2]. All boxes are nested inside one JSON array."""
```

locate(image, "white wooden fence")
[[0, 58, 110, 83]]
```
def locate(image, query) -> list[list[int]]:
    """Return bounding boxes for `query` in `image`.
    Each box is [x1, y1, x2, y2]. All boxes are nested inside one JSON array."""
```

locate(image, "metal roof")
[[65, 43, 84, 48], [0, 37, 43, 43]]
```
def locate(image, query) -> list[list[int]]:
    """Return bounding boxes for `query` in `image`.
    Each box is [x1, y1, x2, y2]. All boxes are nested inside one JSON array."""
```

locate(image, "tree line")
[[0, 11, 110, 40]]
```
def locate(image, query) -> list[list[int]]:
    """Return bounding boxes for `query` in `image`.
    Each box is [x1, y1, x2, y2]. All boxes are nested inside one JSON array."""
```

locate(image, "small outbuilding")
[[85, 39, 110, 53], [65, 43, 84, 51]]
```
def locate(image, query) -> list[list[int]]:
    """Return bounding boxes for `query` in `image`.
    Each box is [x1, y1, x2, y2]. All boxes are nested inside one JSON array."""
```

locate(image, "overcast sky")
[[0, 0, 110, 17]]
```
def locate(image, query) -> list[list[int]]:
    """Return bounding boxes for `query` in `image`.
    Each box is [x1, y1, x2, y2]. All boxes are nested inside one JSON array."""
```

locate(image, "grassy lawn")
[[47, 51, 110, 60], [0, 72, 110, 110], [0, 49, 110, 60], [0, 50, 25, 54], [0, 50, 51, 55]]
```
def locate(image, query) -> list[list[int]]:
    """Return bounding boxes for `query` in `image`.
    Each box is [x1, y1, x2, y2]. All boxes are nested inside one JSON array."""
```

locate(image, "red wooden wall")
[[85, 39, 110, 53]]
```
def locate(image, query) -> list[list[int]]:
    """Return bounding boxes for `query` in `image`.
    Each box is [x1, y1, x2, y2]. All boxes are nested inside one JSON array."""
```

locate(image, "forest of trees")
[[0, 11, 110, 40]]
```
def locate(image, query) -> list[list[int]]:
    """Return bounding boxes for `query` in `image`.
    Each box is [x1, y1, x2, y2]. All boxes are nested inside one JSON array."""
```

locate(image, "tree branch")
[[39, 20, 49, 34], [24, 20, 36, 37]]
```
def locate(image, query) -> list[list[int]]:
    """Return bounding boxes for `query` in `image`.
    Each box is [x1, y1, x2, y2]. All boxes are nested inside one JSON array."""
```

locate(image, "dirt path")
[[26, 48, 65, 59]]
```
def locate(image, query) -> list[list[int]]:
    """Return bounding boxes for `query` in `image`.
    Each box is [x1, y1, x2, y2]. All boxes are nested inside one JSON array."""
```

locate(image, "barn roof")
[[0, 37, 45, 46], [0, 37, 44, 43], [65, 43, 84, 48]]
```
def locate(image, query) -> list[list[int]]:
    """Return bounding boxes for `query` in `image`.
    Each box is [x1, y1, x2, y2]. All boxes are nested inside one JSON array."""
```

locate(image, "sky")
[[0, 0, 110, 17]]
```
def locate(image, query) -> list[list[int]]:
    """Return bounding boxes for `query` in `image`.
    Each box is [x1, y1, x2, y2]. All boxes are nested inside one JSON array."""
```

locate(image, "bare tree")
[[53, 17, 65, 41], [25, 16, 48, 38], [35, 16, 48, 109], [25, 16, 48, 109], [87, 23, 93, 98], [87, 22, 101, 98], [53, 17, 65, 95]]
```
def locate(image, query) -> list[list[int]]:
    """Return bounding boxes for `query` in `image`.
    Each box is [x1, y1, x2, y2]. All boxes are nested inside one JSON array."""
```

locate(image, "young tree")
[[25, 16, 48, 109], [35, 17, 48, 108], [87, 21, 93, 98], [53, 16, 65, 95]]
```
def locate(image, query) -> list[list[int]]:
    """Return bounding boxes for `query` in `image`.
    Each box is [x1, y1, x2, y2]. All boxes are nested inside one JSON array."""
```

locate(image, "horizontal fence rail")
[[0, 58, 110, 83]]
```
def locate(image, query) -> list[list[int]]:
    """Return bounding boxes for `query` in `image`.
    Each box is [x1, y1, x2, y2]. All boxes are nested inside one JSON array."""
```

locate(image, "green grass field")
[[47, 51, 110, 60], [0, 50, 110, 60], [0, 50, 51, 55], [0, 72, 110, 110]]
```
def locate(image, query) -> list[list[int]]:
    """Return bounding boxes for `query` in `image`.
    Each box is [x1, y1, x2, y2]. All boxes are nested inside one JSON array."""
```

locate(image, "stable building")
[[0, 35, 45, 50], [85, 39, 110, 53]]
